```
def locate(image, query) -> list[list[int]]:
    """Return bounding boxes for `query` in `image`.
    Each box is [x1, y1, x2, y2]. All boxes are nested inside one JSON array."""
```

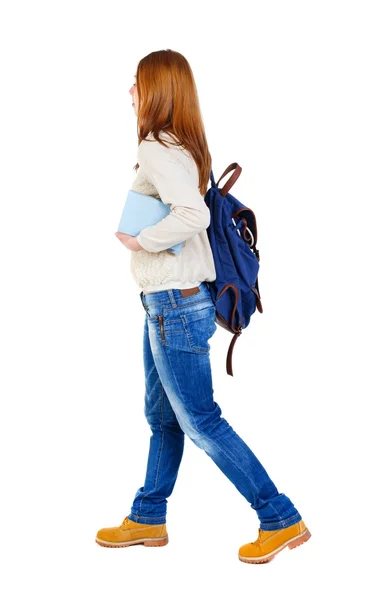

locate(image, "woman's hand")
[[114, 232, 144, 251]]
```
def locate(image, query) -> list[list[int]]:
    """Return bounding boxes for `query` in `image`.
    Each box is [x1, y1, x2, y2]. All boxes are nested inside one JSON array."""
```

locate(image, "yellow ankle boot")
[[238, 519, 311, 564], [95, 516, 168, 548]]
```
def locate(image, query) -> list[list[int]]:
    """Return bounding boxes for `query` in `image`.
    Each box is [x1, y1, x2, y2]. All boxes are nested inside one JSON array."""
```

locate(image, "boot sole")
[[95, 534, 169, 548], [238, 527, 311, 564]]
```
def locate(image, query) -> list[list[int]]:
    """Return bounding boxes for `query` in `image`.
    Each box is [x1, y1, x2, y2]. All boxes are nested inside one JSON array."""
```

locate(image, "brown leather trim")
[[251, 284, 263, 313], [217, 284, 243, 334], [215, 312, 231, 331], [216, 163, 242, 196], [180, 286, 200, 297], [226, 332, 242, 376], [216, 283, 264, 376], [231, 207, 258, 247]]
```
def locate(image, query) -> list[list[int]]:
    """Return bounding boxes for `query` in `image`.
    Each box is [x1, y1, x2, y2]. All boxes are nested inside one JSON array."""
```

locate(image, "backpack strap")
[[216, 163, 242, 196], [226, 331, 242, 376], [209, 170, 216, 188]]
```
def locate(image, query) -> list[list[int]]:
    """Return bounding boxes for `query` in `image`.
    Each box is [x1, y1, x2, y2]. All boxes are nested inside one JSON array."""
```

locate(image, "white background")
[[1, 1, 374, 598]]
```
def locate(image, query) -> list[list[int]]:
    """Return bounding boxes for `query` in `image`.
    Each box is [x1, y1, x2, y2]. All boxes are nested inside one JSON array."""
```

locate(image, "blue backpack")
[[204, 163, 263, 376]]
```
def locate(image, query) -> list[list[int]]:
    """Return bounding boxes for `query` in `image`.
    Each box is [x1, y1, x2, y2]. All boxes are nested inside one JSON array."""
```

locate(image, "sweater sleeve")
[[135, 141, 210, 253]]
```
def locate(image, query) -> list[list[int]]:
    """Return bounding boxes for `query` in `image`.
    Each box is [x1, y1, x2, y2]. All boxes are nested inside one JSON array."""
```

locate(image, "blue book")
[[117, 189, 184, 255]]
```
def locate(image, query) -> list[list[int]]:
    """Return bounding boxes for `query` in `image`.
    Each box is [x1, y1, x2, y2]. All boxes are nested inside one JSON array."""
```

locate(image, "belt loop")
[[167, 289, 177, 307]]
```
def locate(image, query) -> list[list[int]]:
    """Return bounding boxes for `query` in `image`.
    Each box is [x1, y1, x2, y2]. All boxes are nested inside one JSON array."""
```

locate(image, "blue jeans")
[[128, 282, 302, 531]]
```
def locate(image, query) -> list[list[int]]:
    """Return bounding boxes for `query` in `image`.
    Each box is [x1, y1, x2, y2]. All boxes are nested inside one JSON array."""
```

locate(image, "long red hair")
[[133, 49, 212, 196]]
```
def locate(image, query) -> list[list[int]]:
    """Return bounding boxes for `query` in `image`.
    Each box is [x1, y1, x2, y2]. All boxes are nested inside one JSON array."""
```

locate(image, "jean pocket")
[[181, 304, 217, 353]]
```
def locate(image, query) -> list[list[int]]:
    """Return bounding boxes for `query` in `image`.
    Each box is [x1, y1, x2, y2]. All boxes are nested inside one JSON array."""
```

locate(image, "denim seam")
[[161, 343, 206, 447], [268, 499, 282, 519], [138, 379, 165, 517], [180, 314, 210, 354], [129, 513, 166, 522], [202, 435, 263, 505], [162, 298, 212, 313], [260, 513, 302, 529]]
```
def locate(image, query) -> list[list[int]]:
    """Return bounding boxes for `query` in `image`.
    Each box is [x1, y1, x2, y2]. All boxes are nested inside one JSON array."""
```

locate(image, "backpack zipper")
[[158, 315, 165, 343]]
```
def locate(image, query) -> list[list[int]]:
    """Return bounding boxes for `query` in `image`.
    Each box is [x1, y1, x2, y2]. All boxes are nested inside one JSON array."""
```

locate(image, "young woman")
[[95, 49, 311, 564]]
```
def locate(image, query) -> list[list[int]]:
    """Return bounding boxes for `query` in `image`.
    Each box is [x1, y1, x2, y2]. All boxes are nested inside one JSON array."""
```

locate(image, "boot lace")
[[254, 528, 269, 545]]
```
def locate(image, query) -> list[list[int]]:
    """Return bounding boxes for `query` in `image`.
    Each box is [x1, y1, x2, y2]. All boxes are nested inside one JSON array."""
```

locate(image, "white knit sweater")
[[129, 131, 216, 293]]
